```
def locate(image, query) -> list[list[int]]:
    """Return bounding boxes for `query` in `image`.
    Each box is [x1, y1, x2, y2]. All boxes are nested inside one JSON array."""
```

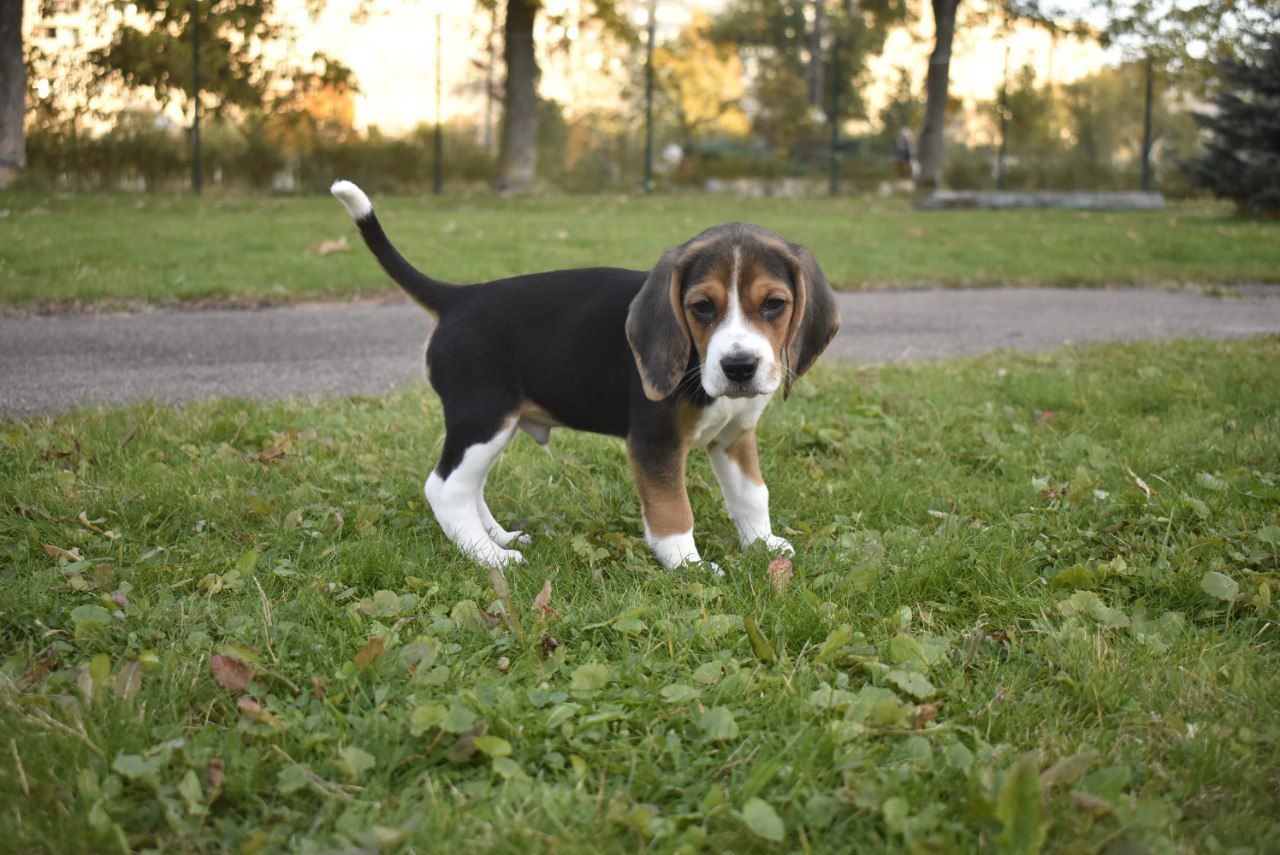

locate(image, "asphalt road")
[[4, 287, 1280, 417]]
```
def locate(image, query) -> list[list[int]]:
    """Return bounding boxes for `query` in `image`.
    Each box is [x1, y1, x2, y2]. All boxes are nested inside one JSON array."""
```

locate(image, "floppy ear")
[[783, 244, 840, 398], [626, 247, 691, 401]]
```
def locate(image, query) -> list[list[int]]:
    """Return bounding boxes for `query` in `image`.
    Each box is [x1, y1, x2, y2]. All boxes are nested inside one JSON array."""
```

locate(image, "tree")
[[91, 0, 351, 119], [712, 0, 905, 161], [1092, 0, 1279, 190], [654, 11, 749, 149], [0, 0, 23, 188], [1189, 27, 1280, 216], [494, 0, 540, 193], [915, 0, 960, 189]]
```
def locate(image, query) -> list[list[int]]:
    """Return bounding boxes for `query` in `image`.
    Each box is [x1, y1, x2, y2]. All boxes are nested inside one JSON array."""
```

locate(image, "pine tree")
[[1189, 29, 1280, 216]]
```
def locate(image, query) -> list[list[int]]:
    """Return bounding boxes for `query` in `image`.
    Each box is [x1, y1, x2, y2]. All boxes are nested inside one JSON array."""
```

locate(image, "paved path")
[[4, 288, 1280, 417]]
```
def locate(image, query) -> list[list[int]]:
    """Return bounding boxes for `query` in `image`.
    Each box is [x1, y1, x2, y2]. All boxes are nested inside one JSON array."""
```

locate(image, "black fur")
[[344, 207, 834, 481]]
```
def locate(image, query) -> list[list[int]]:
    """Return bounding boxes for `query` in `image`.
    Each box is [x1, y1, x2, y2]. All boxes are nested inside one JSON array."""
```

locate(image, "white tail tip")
[[330, 180, 372, 220]]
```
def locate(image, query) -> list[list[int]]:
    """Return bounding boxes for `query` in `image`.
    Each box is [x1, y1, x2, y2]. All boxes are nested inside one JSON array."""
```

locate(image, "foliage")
[[953, 61, 1201, 193], [89, 0, 354, 117], [1188, 27, 1280, 217], [711, 0, 908, 160], [653, 11, 750, 148], [1, 338, 1278, 849]]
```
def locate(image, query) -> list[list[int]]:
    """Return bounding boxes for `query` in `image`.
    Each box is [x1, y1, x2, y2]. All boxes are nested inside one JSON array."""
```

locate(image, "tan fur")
[[629, 445, 693, 538], [722, 427, 763, 484], [681, 252, 795, 375]]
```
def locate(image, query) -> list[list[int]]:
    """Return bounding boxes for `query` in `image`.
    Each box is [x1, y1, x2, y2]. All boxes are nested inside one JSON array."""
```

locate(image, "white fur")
[[424, 419, 525, 569], [709, 447, 793, 553], [645, 526, 701, 568], [330, 180, 372, 220], [689, 393, 771, 449], [701, 246, 779, 399]]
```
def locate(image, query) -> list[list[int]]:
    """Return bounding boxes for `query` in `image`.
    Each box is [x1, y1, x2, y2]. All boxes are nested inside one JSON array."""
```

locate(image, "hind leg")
[[424, 416, 523, 569], [477, 473, 531, 548]]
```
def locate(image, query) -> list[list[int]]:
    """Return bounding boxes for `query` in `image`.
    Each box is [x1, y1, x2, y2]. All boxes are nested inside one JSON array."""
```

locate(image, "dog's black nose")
[[720, 354, 759, 383]]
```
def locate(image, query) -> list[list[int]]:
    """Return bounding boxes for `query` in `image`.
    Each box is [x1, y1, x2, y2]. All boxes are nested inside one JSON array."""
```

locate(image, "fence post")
[[1140, 54, 1154, 191], [434, 10, 443, 195], [827, 31, 841, 197], [642, 0, 657, 193]]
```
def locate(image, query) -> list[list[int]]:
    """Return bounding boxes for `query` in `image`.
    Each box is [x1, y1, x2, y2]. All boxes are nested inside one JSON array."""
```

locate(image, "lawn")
[[1, 338, 1278, 850], [1, 192, 1278, 309]]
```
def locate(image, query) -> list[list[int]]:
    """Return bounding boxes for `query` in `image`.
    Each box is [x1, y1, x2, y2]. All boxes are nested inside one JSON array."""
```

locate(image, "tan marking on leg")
[[723, 427, 763, 485], [628, 444, 693, 539]]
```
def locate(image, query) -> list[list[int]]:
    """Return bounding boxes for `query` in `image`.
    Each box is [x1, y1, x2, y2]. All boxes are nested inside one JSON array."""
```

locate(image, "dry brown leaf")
[[206, 757, 227, 793], [767, 556, 793, 592], [532, 580, 556, 620], [1071, 791, 1112, 814], [210, 654, 254, 692], [914, 701, 942, 729], [353, 636, 385, 670], [21, 644, 57, 687], [314, 235, 349, 256]]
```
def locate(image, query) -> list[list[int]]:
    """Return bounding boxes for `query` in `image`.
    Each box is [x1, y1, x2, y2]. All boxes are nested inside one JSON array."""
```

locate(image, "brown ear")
[[783, 244, 840, 398], [626, 247, 692, 401]]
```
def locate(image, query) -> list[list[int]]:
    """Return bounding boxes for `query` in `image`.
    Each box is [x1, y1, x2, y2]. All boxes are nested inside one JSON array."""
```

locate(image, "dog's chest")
[[688, 395, 772, 449]]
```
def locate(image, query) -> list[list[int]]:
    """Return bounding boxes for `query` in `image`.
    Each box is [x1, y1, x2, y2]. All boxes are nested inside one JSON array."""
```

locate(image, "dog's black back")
[[426, 267, 645, 445]]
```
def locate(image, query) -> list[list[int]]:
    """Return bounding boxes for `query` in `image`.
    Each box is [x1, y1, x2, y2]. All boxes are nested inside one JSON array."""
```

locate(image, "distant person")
[[892, 129, 918, 180]]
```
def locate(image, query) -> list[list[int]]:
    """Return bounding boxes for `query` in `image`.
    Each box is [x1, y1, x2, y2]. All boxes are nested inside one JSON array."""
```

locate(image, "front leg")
[[628, 436, 708, 570], [708, 428, 793, 555]]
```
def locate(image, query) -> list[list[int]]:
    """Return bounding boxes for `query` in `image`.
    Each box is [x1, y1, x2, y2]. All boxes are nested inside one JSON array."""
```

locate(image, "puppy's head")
[[626, 222, 840, 401]]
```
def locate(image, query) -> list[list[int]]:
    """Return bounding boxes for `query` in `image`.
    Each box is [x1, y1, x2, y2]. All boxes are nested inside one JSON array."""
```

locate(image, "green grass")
[[2, 338, 1279, 851], [2, 192, 1278, 308]]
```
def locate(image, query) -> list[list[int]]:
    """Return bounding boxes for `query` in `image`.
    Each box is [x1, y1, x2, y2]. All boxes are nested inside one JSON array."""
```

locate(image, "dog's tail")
[[330, 180, 460, 314]]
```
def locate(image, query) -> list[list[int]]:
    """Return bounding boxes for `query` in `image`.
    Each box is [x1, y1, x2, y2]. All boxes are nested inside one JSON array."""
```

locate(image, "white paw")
[[471, 542, 524, 569], [742, 533, 794, 554], [703, 560, 724, 577], [489, 528, 531, 548], [762, 535, 794, 555]]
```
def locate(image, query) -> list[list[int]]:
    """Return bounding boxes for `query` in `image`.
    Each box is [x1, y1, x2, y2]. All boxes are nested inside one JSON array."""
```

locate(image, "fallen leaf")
[[313, 235, 349, 256], [539, 635, 561, 656], [353, 636, 386, 669], [206, 757, 227, 794], [210, 654, 253, 692], [1071, 791, 1112, 814], [699, 706, 739, 741], [915, 701, 942, 728], [1200, 571, 1239, 603], [767, 556, 793, 592], [532, 579, 556, 620], [21, 644, 57, 686], [741, 797, 785, 842]]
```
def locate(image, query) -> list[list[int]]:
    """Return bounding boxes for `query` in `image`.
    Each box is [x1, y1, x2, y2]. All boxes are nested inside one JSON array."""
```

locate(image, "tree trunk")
[[495, 0, 539, 194], [916, 0, 959, 191], [0, 0, 24, 189]]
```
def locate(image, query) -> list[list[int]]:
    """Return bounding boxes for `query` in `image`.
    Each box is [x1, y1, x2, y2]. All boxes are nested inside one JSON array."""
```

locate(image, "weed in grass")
[[0, 339, 1278, 850]]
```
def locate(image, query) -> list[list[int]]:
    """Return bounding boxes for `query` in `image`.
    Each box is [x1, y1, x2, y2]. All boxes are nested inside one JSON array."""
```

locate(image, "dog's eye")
[[689, 300, 717, 321], [761, 297, 788, 316]]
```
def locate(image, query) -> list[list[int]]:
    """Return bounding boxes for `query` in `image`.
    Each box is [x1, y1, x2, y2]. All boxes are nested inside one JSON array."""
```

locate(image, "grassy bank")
[[1, 192, 1277, 308], [2, 338, 1278, 850]]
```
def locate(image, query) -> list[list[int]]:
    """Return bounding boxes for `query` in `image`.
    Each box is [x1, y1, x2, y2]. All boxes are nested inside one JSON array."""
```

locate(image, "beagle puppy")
[[331, 181, 839, 571]]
